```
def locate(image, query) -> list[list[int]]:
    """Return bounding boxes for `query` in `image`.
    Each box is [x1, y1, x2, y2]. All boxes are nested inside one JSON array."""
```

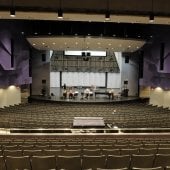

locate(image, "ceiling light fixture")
[[105, 11, 110, 21], [58, 0, 63, 19], [10, 8, 15, 17], [58, 9, 63, 19], [10, 0, 16, 17], [105, 0, 110, 21], [149, 13, 154, 23], [149, 0, 154, 22]]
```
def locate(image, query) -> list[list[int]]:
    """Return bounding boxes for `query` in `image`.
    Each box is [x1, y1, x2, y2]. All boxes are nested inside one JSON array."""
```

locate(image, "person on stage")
[[63, 83, 66, 90], [108, 88, 114, 100]]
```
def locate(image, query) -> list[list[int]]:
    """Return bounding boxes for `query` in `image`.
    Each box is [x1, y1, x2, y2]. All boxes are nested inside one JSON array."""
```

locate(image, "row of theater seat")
[[1, 154, 170, 170], [1, 148, 170, 156]]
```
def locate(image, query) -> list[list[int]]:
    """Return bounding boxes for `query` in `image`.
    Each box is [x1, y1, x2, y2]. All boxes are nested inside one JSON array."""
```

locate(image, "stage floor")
[[29, 87, 143, 103], [29, 94, 140, 104]]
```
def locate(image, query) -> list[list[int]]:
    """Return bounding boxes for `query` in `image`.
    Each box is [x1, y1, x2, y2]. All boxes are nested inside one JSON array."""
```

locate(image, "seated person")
[[84, 88, 90, 99], [68, 88, 74, 99], [63, 89, 67, 99], [74, 90, 79, 97], [108, 88, 114, 100]]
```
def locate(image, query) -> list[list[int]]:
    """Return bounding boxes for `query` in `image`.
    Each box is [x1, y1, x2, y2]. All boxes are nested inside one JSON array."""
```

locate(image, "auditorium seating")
[[0, 101, 170, 129], [0, 101, 170, 169], [0, 136, 170, 169]]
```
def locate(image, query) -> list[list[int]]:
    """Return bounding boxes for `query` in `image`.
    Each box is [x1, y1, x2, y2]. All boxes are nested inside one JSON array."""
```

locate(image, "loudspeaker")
[[11, 38, 14, 67], [82, 52, 86, 56], [124, 80, 128, 85], [160, 43, 164, 70], [29, 48, 32, 77], [42, 54, 46, 62], [42, 79, 46, 84], [139, 51, 144, 78], [125, 56, 129, 63], [87, 52, 91, 56]]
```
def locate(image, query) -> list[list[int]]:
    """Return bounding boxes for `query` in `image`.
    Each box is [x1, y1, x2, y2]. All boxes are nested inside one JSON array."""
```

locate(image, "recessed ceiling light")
[[48, 32, 51, 35], [138, 35, 141, 38], [34, 32, 38, 35]]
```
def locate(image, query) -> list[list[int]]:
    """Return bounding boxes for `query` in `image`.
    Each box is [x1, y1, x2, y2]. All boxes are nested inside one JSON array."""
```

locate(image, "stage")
[[29, 94, 144, 104]]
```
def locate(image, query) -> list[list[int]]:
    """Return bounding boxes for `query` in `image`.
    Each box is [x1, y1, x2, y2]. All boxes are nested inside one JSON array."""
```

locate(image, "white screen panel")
[[62, 72, 105, 87], [107, 73, 121, 88], [50, 72, 60, 87]]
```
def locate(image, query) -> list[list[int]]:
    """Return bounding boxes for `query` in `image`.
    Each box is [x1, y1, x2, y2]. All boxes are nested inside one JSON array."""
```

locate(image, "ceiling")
[[27, 36, 145, 52], [1, 0, 170, 52]]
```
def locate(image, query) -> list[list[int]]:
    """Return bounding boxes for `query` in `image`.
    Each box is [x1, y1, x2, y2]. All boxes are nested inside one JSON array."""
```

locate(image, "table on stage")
[[73, 117, 105, 127]]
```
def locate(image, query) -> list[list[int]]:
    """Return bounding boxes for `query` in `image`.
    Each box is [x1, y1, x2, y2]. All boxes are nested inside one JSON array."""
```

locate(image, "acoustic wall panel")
[[61, 72, 105, 87], [50, 72, 60, 87], [107, 73, 121, 88]]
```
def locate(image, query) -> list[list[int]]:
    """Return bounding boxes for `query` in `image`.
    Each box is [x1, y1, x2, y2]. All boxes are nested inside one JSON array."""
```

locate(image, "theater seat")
[[0, 156, 6, 170], [31, 155, 57, 170], [82, 155, 106, 170], [57, 155, 81, 170], [5, 156, 31, 170]]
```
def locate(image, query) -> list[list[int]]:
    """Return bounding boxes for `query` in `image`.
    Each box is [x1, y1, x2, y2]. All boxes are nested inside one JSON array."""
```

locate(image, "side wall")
[[31, 50, 50, 95], [0, 86, 21, 108]]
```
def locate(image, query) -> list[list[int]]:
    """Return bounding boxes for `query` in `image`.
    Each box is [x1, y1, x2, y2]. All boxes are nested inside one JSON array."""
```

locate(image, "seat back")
[[62, 149, 82, 156], [83, 149, 101, 156], [82, 155, 106, 170], [3, 149, 23, 157], [131, 154, 155, 169], [132, 167, 163, 170], [0, 156, 6, 170], [154, 154, 170, 168], [102, 149, 120, 156], [31, 155, 56, 170], [106, 155, 130, 169], [6, 156, 31, 170], [57, 155, 81, 170], [157, 148, 170, 154], [139, 148, 157, 155], [121, 149, 139, 155]]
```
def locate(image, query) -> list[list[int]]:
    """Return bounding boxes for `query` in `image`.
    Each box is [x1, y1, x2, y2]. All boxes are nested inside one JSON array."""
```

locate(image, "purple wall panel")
[[0, 22, 31, 87], [142, 40, 170, 88]]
